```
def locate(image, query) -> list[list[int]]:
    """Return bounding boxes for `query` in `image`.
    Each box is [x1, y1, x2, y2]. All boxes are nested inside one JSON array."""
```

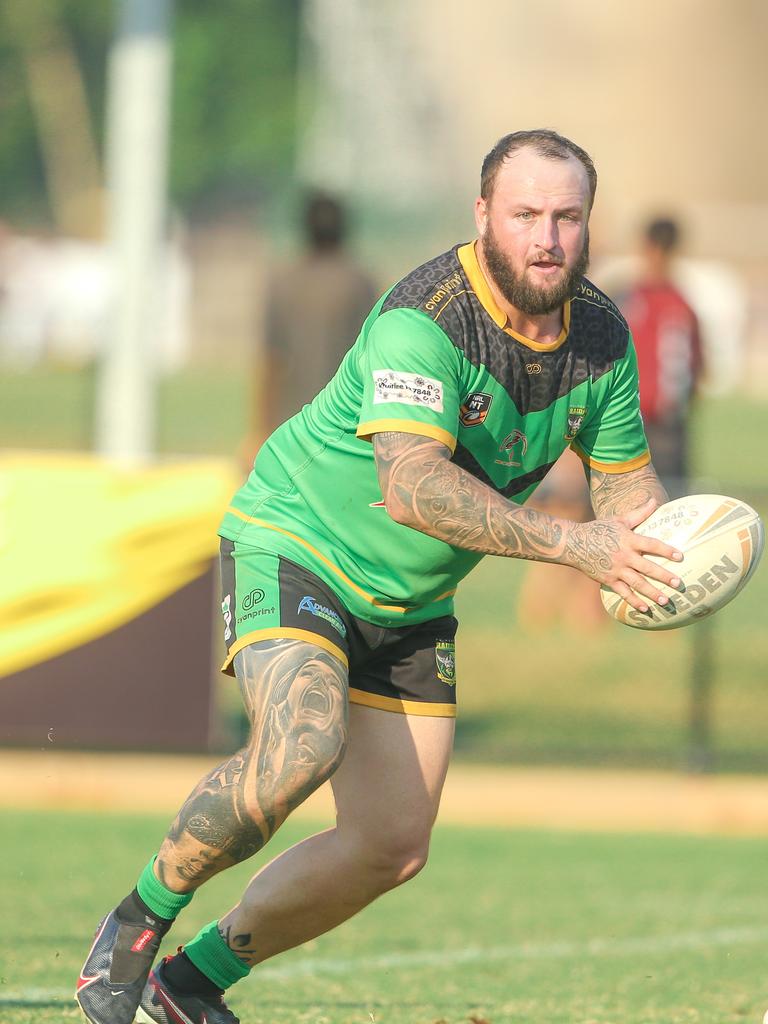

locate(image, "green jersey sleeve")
[[572, 332, 651, 473], [356, 307, 462, 452]]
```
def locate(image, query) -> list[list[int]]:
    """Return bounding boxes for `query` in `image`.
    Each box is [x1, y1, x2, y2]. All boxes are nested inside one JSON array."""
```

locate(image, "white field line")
[[4, 924, 768, 1004]]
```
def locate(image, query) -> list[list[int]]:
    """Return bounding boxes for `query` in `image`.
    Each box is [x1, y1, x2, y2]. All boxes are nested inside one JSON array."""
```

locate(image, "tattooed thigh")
[[158, 639, 348, 882]]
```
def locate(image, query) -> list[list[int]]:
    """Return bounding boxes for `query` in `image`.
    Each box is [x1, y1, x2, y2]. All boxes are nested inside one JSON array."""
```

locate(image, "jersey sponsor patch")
[[372, 370, 444, 412], [459, 391, 493, 426], [435, 639, 456, 686]]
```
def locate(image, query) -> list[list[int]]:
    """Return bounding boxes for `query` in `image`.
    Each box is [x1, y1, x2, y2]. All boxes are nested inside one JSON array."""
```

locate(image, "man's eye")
[[517, 211, 533, 221]]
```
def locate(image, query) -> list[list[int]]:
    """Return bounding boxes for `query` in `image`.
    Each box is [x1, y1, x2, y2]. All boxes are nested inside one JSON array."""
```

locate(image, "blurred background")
[[1, 0, 767, 773]]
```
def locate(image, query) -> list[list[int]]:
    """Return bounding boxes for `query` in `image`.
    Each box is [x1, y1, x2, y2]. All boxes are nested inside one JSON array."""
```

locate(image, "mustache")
[[528, 252, 564, 266]]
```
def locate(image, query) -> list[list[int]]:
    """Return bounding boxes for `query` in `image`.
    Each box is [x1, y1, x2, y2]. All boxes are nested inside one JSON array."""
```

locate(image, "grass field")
[[2, 808, 768, 1024]]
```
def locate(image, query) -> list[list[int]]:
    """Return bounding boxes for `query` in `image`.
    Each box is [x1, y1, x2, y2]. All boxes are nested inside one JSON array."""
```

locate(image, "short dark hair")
[[480, 129, 597, 209], [303, 191, 346, 250], [645, 216, 680, 252]]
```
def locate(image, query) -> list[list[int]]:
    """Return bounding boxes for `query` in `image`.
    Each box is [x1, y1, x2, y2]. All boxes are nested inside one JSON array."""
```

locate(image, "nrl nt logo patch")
[[460, 391, 493, 427]]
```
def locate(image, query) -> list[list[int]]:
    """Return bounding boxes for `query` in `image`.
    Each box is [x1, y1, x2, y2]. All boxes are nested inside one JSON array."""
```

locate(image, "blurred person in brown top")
[[617, 217, 704, 497], [242, 192, 377, 469]]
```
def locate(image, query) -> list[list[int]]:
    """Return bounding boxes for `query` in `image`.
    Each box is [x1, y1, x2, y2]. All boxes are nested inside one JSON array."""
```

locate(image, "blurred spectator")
[[617, 217, 704, 496], [244, 192, 377, 464]]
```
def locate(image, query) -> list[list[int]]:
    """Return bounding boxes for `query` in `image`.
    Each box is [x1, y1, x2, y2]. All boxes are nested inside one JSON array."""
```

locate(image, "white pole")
[[96, 0, 173, 461]]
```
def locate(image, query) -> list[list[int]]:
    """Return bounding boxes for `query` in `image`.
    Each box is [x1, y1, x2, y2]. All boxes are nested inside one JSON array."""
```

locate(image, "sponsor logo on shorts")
[[372, 369, 444, 411], [237, 606, 275, 625], [495, 429, 528, 467], [221, 594, 233, 641], [242, 588, 265, 610], [435, 639, 456, 686], [298, 595, 347, 638], [459, 391, 492, 427], [564, 405, 587, 441]]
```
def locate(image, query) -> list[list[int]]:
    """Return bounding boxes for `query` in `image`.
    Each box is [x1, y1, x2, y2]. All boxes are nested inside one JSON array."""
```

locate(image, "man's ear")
[[474, 195, 488, 235]]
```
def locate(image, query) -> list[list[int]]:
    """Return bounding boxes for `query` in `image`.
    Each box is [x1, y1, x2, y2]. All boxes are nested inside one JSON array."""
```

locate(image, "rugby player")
[[76, 129, 683, 1024]]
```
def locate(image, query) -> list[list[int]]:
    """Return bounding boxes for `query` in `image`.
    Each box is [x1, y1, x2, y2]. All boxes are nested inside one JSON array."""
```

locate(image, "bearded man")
[[77, 129, 682, 1024]]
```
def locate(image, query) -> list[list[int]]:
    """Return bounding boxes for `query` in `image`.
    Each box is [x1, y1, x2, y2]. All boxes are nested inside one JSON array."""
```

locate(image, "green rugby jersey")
[[220, 241, 649, 627]]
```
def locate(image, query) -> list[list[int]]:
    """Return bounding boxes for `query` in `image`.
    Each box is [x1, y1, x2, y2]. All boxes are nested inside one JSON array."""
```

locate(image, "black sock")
[[116, 889, 173, 935], [163, 950, 224, 999]]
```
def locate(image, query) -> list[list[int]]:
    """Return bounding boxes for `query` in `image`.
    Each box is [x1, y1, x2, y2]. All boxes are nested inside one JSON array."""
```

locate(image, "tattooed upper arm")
[[372, 431, 453, 526], [587, 463, 669, 518]]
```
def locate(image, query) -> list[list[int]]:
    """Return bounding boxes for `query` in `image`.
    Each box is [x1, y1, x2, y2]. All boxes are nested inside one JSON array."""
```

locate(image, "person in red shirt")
[[619, 218, 704, 496]]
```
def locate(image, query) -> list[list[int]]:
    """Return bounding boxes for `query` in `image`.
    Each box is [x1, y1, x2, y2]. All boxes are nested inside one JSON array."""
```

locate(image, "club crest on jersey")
[[459, 391, 493, 427], [564, 405, 587, 441], [495, 429, 528, 467], [435, 640, 456, 686]]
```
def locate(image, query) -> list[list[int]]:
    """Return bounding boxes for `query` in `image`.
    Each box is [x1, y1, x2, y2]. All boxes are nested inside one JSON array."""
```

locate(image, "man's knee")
[[352, 828, 432, 891], [242, 719, 348, 817]]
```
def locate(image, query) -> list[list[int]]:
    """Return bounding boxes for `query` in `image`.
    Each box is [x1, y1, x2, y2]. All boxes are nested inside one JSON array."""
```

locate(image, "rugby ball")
[[600, 494, 764, 630]]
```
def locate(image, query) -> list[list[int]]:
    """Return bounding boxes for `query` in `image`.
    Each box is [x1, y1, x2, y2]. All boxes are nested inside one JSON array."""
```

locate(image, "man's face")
[[475, 147, 591, 316]]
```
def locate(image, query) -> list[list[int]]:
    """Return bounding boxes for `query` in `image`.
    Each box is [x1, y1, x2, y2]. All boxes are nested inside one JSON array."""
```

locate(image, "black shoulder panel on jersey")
[[380, 248, 466, 317], [381, 255, 632, 416], [569, 279, 630, 383], [452, 443, 557, 498]]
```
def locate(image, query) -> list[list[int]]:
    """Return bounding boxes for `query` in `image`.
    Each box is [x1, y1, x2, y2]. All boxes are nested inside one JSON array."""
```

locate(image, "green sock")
[[183, 921, 252, 991], [136, 857, 194, 921]]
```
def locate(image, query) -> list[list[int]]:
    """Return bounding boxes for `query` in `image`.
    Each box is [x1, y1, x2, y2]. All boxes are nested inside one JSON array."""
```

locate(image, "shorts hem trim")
[[348, 686, 456, 718], [222, 628, 348, 674]]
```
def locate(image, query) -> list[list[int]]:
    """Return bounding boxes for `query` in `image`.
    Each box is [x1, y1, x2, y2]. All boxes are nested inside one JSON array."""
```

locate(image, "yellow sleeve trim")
[[349, 687, 456, 718], [356, 418, 457, 453], [222, 627, 348, 675], [570, 442, 651, 474]]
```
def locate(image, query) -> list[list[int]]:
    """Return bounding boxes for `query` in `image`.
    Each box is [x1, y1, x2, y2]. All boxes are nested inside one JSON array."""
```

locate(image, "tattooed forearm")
[[156, 639, 348, 890], [588, 464, 668, 518], [374, 432, 574, 563]]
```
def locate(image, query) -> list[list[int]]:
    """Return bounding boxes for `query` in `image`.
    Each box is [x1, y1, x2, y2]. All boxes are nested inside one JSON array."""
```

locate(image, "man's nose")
[[533, 216, 558, 252]]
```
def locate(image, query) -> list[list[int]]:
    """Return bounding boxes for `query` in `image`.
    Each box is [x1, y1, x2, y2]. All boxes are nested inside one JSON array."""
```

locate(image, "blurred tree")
[[0, 0, 301, 228], [2, 0, 103, 236], [172, 0, 300, 209]]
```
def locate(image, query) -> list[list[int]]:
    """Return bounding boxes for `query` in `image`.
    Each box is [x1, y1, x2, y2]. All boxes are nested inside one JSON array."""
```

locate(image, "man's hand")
[[372, 431, 683, 611], [564, 498, 683, 613]]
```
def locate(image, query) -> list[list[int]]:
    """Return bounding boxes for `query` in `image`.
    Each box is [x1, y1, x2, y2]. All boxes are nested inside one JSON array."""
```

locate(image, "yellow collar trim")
[[457, 241, 571, 352]]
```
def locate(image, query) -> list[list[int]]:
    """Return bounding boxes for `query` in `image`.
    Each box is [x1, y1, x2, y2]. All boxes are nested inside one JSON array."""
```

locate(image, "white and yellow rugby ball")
[[600, 494, 764, 630]]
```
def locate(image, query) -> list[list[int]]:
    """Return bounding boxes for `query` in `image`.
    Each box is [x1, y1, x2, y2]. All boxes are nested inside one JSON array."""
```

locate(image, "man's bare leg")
[[77, 637, 347, 1024], [155, 638, 349, 893], [215, 702, 455, 964]]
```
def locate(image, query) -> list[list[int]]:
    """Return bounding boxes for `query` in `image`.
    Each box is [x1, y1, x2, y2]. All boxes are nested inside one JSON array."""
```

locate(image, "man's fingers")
[[623, 568, 675, 606], [630, 553, 682, 591], [635, 533, 684, 563], [621, 498, 658, 531], [610, 579, 652, 614]]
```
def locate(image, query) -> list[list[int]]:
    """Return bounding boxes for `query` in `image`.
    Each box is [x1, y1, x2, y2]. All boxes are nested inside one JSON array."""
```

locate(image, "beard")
[[483, 222, 590, 316]]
